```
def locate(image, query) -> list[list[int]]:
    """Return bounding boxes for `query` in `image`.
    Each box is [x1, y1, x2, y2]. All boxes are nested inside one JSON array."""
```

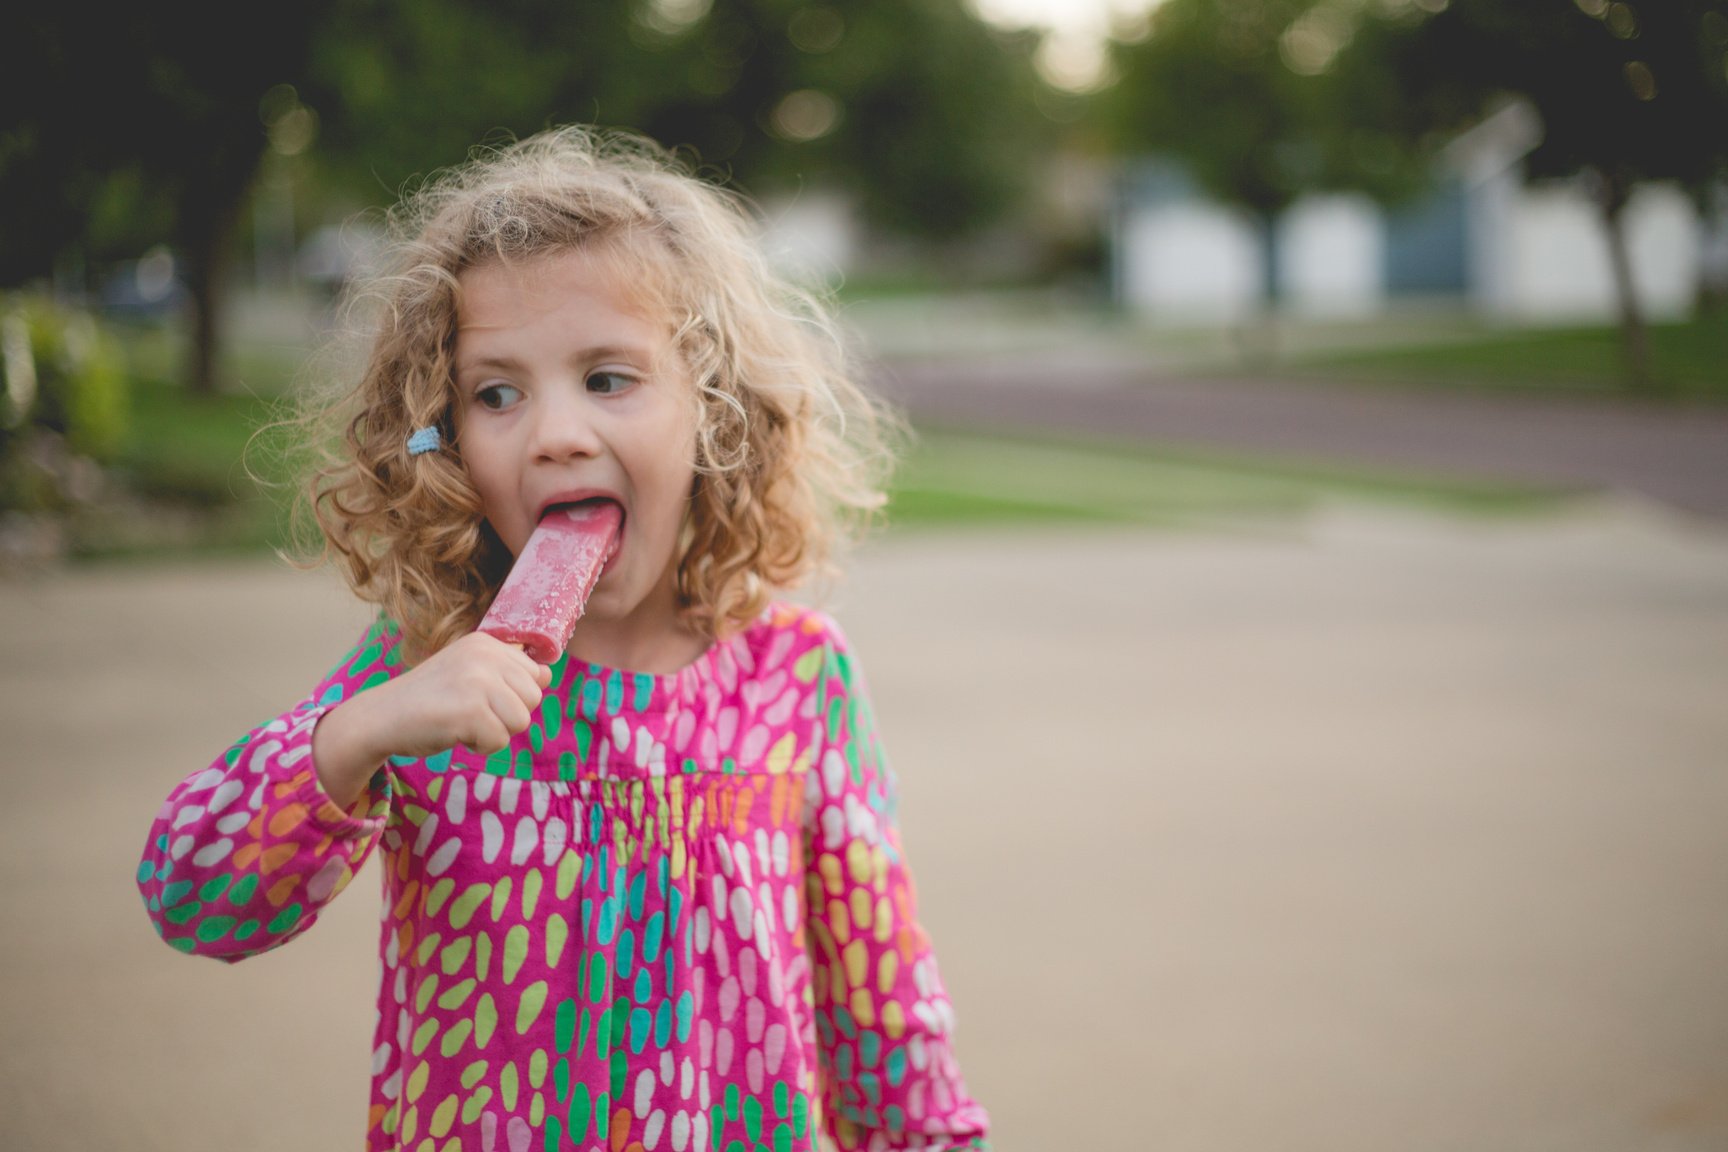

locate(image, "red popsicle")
[[478, 501, 622, 663]]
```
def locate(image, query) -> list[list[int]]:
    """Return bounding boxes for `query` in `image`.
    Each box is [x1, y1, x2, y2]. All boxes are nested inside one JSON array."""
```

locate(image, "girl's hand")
[[311, 633, 553, 807]]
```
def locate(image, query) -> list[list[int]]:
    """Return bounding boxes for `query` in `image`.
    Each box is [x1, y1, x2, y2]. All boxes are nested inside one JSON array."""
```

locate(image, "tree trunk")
[[1593, 167, 1654, 395], [180, 193, 242, 398], [1699, 185, 1728, 317], [1233, 209, 1281, 369]]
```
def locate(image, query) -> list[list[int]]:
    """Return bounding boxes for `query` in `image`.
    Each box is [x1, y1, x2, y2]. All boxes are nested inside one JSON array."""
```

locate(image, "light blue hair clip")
[[406, 426, 442, 456]]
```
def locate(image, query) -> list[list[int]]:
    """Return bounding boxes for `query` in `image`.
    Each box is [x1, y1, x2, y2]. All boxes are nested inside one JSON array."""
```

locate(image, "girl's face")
[[454, 246, 703, 672]]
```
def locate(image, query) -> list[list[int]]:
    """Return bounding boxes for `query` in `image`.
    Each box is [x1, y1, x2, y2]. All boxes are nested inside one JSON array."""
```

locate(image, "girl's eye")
[[587, 371, 638, 396], [475, 382, 523, 411]]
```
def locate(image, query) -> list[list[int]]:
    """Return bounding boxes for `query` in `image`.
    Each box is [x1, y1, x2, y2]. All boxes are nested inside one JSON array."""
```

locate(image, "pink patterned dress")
[[137, 603, 988, 1152]]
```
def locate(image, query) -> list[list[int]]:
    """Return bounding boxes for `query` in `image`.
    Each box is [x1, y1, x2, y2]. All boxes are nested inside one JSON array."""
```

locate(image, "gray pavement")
[[4, 495, 1726, 1150]]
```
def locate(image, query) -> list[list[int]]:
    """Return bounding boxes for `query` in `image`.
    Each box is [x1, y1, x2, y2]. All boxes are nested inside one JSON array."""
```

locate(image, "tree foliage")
[[1101, 0, 1431, 329], [304, 0, 1045, 239], [1, 1, 336, 392], [1354, 0, 1728, 389], [1359, 0, 1728, 195], [1103, 0, 1428, 223], [1, 0, 1049, 401]]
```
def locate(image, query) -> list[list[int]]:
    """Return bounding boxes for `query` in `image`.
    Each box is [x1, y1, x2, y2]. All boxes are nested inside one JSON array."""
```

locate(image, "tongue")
[[477, 502, 623, 663]]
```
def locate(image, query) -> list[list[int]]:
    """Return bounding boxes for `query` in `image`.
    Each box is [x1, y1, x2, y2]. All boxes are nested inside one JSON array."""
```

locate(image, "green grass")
[[74, 356, 301, 560], [1282, 316, 1728, 401], [57, 316, 319, 561], [119, 379, 291, 501], [886, 427, 1582, 533]]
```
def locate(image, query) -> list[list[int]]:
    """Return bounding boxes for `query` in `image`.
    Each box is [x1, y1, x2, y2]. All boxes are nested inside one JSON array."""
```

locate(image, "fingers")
[[482, 634, 555, 693], [500, 657, 547, 710], [460, 685, 531, 755], [409, 633, 557, 757], [466, 659, 544, 756], [461, 718, 515, 757]]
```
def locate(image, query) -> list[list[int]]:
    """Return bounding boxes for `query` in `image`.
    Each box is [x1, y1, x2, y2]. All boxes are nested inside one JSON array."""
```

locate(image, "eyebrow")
[[454, 345, 655, 375], [454, 353, 525, 375]]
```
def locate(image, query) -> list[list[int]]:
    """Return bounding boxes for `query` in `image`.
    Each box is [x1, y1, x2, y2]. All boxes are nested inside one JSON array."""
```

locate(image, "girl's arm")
[[138, 620, 551, 962], [803, 618, 990, 1151], [136, 621, 403, 963]]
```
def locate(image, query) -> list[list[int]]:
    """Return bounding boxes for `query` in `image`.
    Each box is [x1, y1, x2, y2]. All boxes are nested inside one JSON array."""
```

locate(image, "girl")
[[137, 126, 989, 1152]]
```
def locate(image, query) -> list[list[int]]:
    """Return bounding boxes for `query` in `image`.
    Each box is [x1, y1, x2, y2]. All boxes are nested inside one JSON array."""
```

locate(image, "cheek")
[[640, 445, 699, 544], [459, 449, 496, 504], [649, 392, 701, 489], [458, 440, 518, 527], [675, 399, 704, 478]]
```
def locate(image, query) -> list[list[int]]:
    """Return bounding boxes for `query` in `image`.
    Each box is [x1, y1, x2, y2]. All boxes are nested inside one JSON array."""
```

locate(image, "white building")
[[1111, 100, 1707, 325]]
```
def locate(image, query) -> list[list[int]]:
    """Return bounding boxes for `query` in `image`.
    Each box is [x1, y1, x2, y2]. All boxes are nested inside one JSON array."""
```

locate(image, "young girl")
[[137, 126, 988, 1152]]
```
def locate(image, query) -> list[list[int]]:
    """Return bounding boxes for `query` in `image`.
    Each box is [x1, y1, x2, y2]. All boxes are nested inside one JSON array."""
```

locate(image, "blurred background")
[[2, 0, 1727, 1149], [2, 0, 1726, 556]]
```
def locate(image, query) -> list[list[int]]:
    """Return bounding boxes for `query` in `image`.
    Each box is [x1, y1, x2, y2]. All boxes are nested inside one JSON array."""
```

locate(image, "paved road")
[[4, 499, 1726, 1151], [872, 355, 1728, 521]]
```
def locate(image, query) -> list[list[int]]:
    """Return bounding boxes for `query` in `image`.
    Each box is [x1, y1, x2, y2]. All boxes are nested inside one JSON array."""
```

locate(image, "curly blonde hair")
[[291, 126, 900, 664]]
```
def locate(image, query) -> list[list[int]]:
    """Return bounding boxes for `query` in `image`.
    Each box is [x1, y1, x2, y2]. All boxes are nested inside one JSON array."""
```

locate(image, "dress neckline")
[[552, 627, 748, 715]]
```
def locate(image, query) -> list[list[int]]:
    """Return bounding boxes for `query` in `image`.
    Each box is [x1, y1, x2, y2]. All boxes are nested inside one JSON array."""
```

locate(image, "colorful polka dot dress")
[[137, 604, 988, 1152]]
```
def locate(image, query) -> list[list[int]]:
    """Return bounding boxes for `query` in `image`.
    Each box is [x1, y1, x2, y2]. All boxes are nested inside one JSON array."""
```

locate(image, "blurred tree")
[[1102, 0, 1426, 355], [303, 0, 1045, 241], [3, 0, 1046, 407], [1, 294, 128, 529], [0, 1, 336, 395], [1351, 0, 1728, 392], [653, 0, 1045, 239]]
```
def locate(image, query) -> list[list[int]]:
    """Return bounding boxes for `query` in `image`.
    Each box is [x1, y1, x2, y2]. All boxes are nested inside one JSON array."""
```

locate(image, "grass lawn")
[[1281, 316, 1728, 402], [887, 427, 1579, 535], [68, 325, 307, 561], [68, 378, 296, 561]]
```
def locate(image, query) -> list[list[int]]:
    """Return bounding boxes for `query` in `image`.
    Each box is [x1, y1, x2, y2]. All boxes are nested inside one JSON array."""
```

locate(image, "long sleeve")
[[803, 621, 989, 1151], [137, 621, 399, 963]]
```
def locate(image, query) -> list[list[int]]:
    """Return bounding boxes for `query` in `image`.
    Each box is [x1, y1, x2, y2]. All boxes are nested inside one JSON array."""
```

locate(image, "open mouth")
[[538, 497, 625, 561], [541, 496, 620, 519]]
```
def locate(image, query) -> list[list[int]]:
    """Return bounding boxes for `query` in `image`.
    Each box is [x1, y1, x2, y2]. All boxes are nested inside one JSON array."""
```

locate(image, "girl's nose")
[[528, 389, 602, 461]]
